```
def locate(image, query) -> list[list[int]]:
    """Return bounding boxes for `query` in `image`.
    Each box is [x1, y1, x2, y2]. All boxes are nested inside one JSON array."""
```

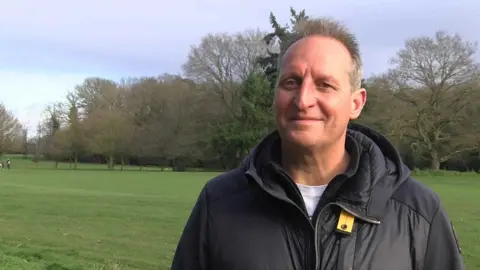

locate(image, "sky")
[[1, 0, 479, 133]]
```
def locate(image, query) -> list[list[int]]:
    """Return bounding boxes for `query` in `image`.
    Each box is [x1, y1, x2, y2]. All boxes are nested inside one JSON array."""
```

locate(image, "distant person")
[[6, 159, 10, 170], [171, 17, 465, 270], [0, 161, 3, 169]]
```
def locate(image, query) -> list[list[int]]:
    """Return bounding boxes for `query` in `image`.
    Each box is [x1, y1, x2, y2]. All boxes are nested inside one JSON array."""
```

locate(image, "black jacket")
[[171, 123, 465, 270]]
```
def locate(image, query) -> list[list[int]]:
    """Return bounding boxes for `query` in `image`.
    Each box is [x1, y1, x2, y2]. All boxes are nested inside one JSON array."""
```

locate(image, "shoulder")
[[203, 167, 250, 204], [390, 176, 441, 224]]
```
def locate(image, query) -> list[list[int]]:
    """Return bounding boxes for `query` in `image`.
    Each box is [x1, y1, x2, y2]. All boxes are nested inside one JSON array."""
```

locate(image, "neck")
[[281, 137, 350, 186]]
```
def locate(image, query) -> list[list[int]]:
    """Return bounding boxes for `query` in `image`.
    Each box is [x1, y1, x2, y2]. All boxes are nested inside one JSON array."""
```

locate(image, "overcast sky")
[[1, 0, 479, 132]]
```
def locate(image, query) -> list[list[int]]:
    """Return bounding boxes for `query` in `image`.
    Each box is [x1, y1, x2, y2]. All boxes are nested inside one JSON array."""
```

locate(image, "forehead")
[[280, 35, 352, 77]]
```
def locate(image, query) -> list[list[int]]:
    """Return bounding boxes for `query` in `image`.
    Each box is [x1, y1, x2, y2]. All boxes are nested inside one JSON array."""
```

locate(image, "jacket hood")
[[243, 122, 412, 221]]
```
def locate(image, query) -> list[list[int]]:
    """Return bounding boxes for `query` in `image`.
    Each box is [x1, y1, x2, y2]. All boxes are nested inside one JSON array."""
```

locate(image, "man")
[[171, 17, 465, 270]]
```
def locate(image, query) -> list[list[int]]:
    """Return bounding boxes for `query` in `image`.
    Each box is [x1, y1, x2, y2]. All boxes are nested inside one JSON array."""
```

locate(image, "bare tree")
[[45, 129, 70, 168], [160, 77, 205, 168], [122, 74, 217, 170], [43, 103, 65, 168], [33, 121, 47, 166], [123, 76, 166, 168], [74, 77, 119, 116], [85, 108, 133, 170], [64, 92, 85, 169], [388, 31, 480, 169], [182, 29, 268, 109], [83, 86, 133, 170], [22, 128, 29, 158], [356, 75, 404, 139], [0, 103, 22, 155]]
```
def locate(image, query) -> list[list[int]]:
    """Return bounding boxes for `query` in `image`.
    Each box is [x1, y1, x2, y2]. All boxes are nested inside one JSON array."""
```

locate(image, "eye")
[[280, 78, 301, 90], [317, 81, 335, 90]]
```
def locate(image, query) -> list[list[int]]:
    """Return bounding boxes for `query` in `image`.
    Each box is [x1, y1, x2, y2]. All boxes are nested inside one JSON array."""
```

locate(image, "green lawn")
[[0, 158, 478, 269], [422, 176, 480, 269], [0, 164, 216, 270]]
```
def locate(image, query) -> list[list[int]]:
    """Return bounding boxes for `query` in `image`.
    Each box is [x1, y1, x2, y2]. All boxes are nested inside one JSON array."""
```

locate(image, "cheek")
[[319, 95, 350, 116], [274, 91, 292, 115]]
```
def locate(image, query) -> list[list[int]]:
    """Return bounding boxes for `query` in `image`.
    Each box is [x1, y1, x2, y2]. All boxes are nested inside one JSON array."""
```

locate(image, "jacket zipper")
[[313, 202, 381, 270], [314, 202, 333, 270], [267, 165, 318, 270], [246, 171, 381, 270], [246, 171, 316, 268]]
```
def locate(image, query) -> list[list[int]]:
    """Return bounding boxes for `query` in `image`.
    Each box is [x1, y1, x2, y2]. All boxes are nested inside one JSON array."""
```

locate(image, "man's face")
[[274, 35, 366, 148]]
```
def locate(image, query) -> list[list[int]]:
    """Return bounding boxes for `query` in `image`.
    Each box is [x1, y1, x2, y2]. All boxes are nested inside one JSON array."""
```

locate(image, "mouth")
[[289, 117, 324, 125], [290, 117, 323, 121]]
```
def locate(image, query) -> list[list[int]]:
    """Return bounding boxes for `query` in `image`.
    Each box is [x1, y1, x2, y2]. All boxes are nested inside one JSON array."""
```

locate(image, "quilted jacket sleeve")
[[171, 185, 209, 270], [423, 202, 466, 270]]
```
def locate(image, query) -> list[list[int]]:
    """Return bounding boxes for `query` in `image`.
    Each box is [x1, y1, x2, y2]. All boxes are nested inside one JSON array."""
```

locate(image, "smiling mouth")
[[290, 117, 323, 121], [289, 118, 324, 125]]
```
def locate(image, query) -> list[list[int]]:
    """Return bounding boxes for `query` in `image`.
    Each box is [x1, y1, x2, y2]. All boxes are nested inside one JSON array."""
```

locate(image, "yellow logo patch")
[[336, 210, 355, 235]]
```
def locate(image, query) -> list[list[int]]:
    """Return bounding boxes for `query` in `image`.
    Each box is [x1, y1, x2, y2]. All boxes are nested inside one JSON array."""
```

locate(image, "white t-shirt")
[[296, 183, 328, 219]]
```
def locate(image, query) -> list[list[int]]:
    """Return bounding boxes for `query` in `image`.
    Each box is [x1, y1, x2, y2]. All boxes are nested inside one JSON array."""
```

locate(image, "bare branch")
[[182, 29, 268, 109]]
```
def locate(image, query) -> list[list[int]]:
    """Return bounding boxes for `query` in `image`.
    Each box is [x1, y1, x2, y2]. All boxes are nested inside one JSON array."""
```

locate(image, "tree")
[[160, 77, 209, 170], [21, 128, 29, 158], [85, 107, 133, 170], [388, 31, 480, 170], [43, 103, 64, 168], [182, 29, 268, 110], [257, 7, 309, 87], [122, 77, 159, 168], [211, 72, 274, 169], [354, 75, 399, 137], [123, 75, 198, 169], [33, 121, 47, 166], [15, 23, 480, 172], [74, 77, 119, 116], [64, 92, 85, 169], [72, 77, 134, 169], [84, 86, 133, 170], [0, 103, 22, 156], [46, 129, 70, 168]]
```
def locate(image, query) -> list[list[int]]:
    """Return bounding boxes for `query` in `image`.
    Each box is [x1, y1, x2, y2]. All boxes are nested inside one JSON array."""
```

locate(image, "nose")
[[294, 78, 316, 110]]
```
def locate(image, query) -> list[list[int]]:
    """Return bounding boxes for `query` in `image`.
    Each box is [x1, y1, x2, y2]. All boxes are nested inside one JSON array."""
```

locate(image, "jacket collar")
[[243, 123, 411, 221]]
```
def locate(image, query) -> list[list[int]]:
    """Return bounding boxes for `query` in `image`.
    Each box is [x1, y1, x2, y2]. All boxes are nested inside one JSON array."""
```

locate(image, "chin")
[[281, 130, 323, 148]]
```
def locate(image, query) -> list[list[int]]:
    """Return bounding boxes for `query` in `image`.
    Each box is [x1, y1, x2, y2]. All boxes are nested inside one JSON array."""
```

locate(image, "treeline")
[[3, 8, 480, 171]]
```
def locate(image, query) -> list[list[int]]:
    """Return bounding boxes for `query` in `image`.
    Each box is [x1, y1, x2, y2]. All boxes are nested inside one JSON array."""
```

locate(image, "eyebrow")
[[279, 68, 342, 86], [316, 74, 341, 86]]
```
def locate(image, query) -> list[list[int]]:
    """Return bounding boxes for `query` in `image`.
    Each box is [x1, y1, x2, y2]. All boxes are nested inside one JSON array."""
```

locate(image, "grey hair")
[[276, 17, 363, 90]]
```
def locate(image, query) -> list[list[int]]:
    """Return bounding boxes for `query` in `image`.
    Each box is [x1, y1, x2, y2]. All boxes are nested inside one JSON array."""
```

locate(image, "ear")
[[349, 88, 367, 120]]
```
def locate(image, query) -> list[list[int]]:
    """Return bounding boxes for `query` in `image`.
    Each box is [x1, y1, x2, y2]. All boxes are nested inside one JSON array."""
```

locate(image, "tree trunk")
[[108, 156, 115, 170], [74, 155, 78, 170], [430, 149, 440, 170], [120, 156, 124, 171]]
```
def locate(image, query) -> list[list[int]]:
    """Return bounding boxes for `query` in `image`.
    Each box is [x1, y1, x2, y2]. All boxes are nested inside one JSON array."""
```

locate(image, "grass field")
[[0, 157, 479, 269]]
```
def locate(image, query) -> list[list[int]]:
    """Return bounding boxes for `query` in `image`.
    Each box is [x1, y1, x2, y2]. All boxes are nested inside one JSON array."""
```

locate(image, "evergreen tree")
[[257, 7, 309, 88]]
